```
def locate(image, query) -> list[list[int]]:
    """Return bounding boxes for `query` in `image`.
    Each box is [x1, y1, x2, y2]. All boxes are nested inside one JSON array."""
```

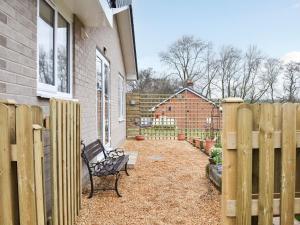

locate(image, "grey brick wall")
[[0, 0, 39, 105], [74, 16, 127, 148]]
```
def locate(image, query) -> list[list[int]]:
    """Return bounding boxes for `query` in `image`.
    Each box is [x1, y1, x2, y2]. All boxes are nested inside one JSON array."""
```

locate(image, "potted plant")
[[209, 147, 222, 165], [135, 134, 145, 141], [177, 130, 185, 141]]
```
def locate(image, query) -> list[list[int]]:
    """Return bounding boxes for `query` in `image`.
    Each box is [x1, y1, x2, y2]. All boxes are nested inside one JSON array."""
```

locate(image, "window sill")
[[37, 90, 73, 100]]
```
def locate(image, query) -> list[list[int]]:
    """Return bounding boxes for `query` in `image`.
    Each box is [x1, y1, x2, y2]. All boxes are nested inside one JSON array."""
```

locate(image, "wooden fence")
[[50, 99, 81, 225], [0, 99, 81, 225], [127, 92, 221, 140], [0, 100, 45, 225], [221, 98, 300, 225]]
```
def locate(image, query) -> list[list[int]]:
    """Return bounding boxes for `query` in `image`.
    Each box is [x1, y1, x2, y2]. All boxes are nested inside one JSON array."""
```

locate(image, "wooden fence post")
[[221, 97, 243, 225], [236, 104, 253, 225]]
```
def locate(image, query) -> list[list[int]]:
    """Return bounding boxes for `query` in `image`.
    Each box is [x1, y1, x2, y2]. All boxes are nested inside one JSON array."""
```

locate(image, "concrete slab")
[[125, 151, 138, 169]]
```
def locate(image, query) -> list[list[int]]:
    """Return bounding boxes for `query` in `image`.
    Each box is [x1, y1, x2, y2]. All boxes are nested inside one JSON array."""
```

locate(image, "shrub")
[[210, 147, 222, 164]]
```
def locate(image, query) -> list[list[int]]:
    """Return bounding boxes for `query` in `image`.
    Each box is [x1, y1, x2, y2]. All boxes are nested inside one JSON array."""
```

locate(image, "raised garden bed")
[[206, 164, 222, 191]]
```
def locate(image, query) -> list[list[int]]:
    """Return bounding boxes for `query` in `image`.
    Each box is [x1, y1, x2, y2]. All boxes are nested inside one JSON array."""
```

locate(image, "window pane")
[[38, 0, 54, 85], [96, 57, 103, 140], [57, 14, 70, 93]]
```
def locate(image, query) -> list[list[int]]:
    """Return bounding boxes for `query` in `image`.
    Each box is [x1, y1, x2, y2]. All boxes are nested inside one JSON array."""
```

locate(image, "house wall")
[[73, 16, 127, 148], [154, 90, 222, 130], [0, 0, 127, 149]]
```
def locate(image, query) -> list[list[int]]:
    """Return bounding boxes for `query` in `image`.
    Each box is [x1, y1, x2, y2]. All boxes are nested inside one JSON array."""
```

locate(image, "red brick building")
[[151, 88, 222, 130]]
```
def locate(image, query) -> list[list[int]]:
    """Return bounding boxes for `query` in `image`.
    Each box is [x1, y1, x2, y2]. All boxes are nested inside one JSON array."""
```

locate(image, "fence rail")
[[221, 99, 300, 225]]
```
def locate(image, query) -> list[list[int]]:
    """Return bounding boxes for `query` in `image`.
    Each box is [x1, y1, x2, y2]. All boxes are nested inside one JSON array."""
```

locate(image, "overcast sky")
[[132, 0, 300, 73]]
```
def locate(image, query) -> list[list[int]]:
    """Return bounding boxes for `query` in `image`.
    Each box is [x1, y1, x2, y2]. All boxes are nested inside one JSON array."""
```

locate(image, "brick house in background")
[[152, 87, 222, 131], [0, 0, 138, 150]]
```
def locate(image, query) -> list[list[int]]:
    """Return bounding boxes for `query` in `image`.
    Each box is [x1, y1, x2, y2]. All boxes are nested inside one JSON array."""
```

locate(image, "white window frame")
[[96, 49, 111, 148], [118, 73, 125, 121], [37, 0, 73, 99]]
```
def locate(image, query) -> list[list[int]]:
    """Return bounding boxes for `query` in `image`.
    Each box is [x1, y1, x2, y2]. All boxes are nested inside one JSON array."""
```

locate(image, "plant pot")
[[135, 135, 145, 141], [205, 139, 215, 154], [177, 133, 185, 141]]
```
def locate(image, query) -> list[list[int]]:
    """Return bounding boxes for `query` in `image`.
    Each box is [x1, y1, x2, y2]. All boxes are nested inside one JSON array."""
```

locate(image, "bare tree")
[[238, 46, 265, 102], [127, 68, 180, 94], [283, 62, 300, 102], [262, 58, 281, 102], [200, 42, 219, 99], [159, 36, 208, 87], [216, 46, 241, 98]]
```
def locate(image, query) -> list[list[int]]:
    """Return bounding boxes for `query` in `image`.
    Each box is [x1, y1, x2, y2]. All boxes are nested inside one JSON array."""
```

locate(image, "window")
[[37, 0, 72, 98], [118, 74, 125, 120]]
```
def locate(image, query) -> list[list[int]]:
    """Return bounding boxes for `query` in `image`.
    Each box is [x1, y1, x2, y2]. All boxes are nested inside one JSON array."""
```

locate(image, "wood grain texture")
[[50, 99, 58, 225], [258, 104, 274, 225], [221, 98, 243, 225], [0, 104, 14, 225], [16, 105, 37, 225], [281, 103, 296, 225], [236, 104, 253, 225]]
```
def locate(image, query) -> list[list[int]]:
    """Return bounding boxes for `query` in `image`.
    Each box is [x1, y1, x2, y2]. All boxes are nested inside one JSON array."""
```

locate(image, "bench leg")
[[88, 174, 94, 199], [115, 173, 122, 197], [125, 162, 130, 176]]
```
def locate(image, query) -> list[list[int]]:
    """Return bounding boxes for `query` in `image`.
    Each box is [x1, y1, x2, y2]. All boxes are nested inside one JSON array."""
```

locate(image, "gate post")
[[221, 98, 243, 225]]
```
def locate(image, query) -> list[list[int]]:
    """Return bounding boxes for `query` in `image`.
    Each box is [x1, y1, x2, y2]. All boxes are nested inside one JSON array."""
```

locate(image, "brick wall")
[[0, 0, 50, 112], [154, 90, 222, 130]]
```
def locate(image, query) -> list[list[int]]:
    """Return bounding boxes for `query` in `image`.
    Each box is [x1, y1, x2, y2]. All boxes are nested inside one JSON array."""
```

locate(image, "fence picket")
[[236, 104, 253, 225], [16, 105, 37, 225], [258, 104, 274, 225], [281, 103, 296, 225], [33, 126, 46, 225], [0, 104, 14, 225]]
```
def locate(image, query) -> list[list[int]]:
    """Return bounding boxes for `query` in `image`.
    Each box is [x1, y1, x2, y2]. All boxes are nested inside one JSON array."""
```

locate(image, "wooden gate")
[[221, 98, 300, 225], [0, 100, 45, 225]]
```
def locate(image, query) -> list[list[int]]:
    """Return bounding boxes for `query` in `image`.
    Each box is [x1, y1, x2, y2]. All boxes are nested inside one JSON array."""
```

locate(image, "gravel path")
[[76, 140, 221, 225]]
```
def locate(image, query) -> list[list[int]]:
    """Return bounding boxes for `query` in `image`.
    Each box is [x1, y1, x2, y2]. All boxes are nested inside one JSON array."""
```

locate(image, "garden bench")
[[81, 139, 129, 198]]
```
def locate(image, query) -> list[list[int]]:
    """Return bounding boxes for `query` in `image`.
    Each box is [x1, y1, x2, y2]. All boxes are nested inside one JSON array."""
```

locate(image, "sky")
[[132, 0, 300, 73]]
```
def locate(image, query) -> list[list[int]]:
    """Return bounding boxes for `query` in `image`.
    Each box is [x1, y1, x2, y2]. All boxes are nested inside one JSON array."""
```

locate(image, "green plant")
[[214, 143, 222, 148], [210, 147, 222, 164]]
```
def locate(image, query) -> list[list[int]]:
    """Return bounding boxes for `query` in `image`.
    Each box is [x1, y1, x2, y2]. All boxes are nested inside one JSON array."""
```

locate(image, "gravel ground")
[[76, 140, 221, 225]]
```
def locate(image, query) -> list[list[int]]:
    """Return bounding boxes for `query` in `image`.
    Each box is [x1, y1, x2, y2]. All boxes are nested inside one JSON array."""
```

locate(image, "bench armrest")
[[107, 148, 125, 158]]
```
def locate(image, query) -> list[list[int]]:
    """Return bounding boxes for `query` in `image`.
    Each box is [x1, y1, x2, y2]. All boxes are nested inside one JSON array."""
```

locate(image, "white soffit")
[[59, 0, 113, 27], [115, 7, 138, 80]]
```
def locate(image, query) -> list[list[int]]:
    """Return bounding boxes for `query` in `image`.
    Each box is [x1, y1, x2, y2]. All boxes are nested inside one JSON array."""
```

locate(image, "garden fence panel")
[[222, 99, 300, 225], [50, 99, 81, 225]]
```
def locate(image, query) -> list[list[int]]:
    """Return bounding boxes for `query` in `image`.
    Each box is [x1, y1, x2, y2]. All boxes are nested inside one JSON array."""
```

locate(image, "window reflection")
[[38, 0, 54, 85], [57, 14, 69, 93]]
